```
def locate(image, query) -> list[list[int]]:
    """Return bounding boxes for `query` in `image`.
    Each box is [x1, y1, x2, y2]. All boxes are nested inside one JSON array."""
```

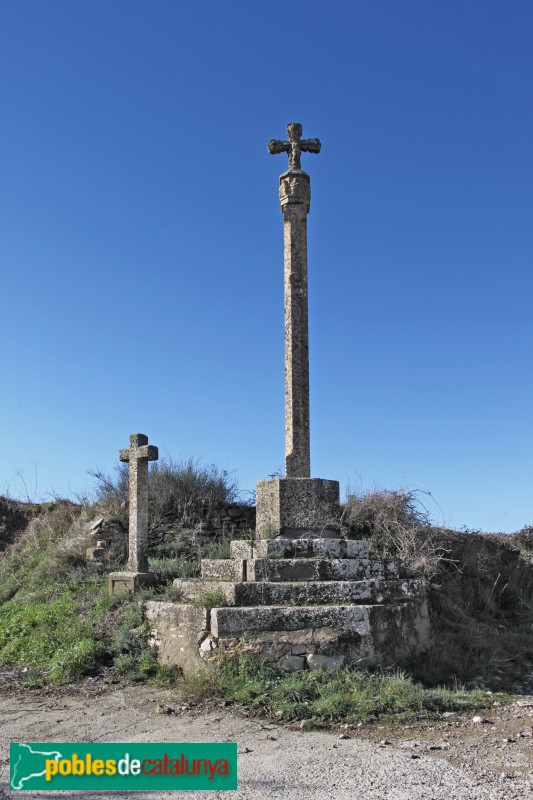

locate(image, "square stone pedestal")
[[109, 571, 157, 595], [256, 477, 340, 539]]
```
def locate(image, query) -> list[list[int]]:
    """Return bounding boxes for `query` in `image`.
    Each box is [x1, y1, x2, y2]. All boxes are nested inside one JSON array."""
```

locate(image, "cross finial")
[[120, 433, 158, 464], [268, 122, 321, 171]]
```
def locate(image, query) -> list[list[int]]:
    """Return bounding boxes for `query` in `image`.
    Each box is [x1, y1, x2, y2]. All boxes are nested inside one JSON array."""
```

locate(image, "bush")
[[91, 457, 240, 529], [511, 524, 533, 557], [342, 488, 533, 688], [342, 488, 446, 578]]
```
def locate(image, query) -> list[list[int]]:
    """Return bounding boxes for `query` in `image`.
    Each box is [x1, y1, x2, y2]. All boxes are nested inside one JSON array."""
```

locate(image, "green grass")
[[184, 655, 504, 726], [0, 505, 174, 685], [192, 588, 228, 608], [2, 478, 532, 714], [0, 493, 237, 686]]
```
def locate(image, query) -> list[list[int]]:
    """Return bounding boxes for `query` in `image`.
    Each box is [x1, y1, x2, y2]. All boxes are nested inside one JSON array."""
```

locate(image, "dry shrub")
[[415, 529, 533, 686], [0, 500, 94, 600], [0, 496, 32, 551], [342, 489, 448, 578], [342, 489, 533, 686], [509, 525, 533, 559], [90, 457, 240, 530]]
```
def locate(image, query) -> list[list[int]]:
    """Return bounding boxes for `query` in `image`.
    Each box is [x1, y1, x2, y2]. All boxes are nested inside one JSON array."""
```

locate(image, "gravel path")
[[0, 685, 531, 799]]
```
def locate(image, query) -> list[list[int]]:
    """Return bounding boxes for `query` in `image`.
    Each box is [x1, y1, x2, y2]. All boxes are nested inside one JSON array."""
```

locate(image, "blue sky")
[[1, 1, 532, 532]]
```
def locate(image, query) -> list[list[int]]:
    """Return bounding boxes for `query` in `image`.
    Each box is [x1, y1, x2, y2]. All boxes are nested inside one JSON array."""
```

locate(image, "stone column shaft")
[[284, 204, 310, 477], [280, 170, 312, 478], [128, 457, 149, 572]]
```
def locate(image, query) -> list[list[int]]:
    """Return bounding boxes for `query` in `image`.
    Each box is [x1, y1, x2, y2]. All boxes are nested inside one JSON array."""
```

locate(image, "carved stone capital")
[[279, 170, 311, 213]]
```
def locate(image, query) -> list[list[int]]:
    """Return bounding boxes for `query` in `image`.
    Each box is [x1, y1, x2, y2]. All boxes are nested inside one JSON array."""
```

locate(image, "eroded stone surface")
[[108, 571, 156, 595], [307, 653, 345, 671], [229, 540, 253, 560], [211, 605, 372, 637], [255, 478, 340, 539], [144, 601, 209, 673], [268, 122, 321, 173], [247, 557, 398, 582], [115, 432, 158, 579], [200, 558, 246, 582], [279, 654, 306, 671], [251, 537, 369, 559], [174, 577, 425, 607], [145, 594, 431, 673]]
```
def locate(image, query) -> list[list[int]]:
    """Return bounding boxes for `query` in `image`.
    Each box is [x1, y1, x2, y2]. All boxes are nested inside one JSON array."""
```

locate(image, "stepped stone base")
[[144, 535, 431, 675], [145, 599, 430, 672]]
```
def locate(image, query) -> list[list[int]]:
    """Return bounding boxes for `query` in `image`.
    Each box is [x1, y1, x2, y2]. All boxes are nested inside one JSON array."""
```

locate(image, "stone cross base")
[[255, 477, 340, 539], [109, 571, 157, 596]]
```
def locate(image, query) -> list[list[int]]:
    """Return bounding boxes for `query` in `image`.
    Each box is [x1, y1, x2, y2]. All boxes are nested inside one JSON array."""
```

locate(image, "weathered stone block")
[[109, 571, 156, 595], [175, 579, 238, 605], [200, 559, 246, 581], [253, 538, 369, 560], [175, 576, 422, 609], [366, 599, 431, 662], [211, 605, 372, 638], [144, 601, 210, 673], [306, 654, 345, 671], [86, 544, 106, 562], [292, 645, 307, 655], [230, 540, 253, 560], [279, 654, 305, 671], [247, 558, 398, 582], [255, 477, 340, 539]]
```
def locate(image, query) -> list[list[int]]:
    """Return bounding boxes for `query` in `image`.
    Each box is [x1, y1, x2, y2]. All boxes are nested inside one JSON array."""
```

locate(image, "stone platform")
[[144, 536, 430, 674]]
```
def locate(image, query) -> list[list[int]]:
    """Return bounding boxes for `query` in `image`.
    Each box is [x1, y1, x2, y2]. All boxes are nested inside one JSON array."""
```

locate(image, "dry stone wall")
[[87, 504, 256, 559]]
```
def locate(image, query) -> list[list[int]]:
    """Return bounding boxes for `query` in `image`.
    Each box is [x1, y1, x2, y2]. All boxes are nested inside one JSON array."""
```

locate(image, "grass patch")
[[192, 589, 228, 609], [0, 504, 171, 685], [0, 458, 244, 686], [184, 656, 502, 725]]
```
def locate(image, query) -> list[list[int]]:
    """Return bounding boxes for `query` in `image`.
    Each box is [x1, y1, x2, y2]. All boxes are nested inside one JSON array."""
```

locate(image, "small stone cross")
[[268, 122, 321, 171], [120, 433, 158, 573]]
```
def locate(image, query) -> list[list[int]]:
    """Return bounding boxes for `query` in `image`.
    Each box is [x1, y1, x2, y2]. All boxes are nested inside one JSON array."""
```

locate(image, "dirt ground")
[[0, 683, 532, 799]]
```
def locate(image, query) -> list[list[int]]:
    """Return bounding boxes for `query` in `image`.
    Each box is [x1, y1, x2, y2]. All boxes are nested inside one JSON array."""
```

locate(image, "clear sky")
[[1, 1, 532, 532]]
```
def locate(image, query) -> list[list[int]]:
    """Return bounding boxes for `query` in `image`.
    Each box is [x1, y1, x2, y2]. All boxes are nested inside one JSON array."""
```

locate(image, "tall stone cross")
[[119, 433, 158, 573], [268, 122, 321, 478]]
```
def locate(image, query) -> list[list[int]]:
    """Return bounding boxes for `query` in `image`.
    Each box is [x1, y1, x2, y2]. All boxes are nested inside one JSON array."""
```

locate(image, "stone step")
[[145, 595, 431, 673], [210, 603, 425, 638], [200, 559, 246, 582], [200, 557, 397, 582], [246, 557, 398, 582], [230, 538, 369, 560], [174, 577, 425, 607]]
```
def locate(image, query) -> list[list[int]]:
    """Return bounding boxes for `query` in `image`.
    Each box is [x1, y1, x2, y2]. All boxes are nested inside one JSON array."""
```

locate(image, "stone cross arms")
[[268, 122, 321, 171], [119, 434, 158, 467]]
